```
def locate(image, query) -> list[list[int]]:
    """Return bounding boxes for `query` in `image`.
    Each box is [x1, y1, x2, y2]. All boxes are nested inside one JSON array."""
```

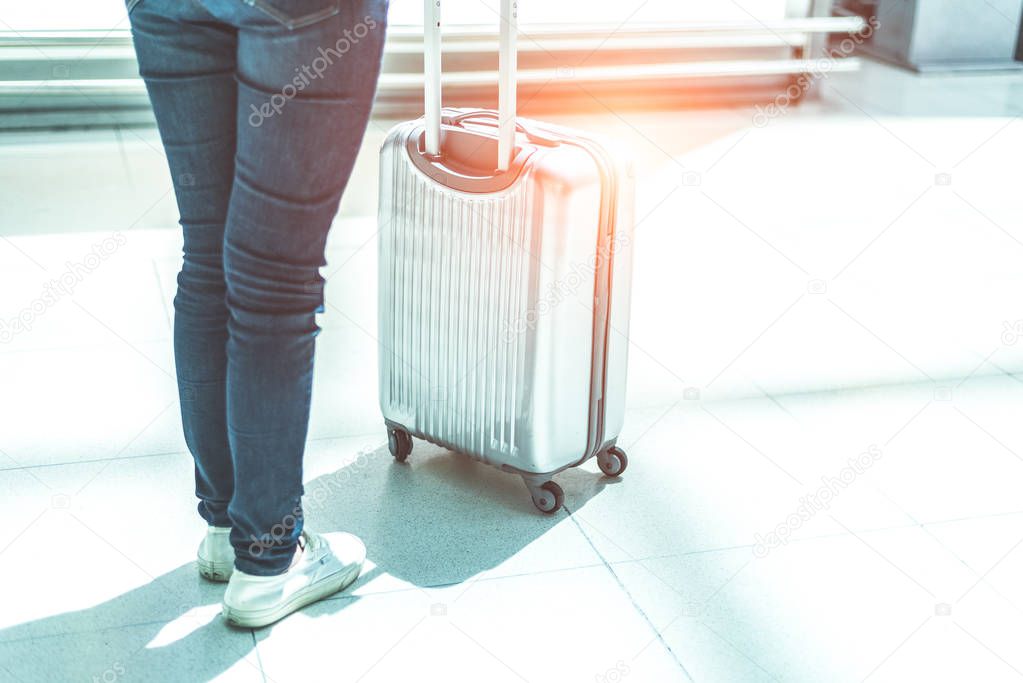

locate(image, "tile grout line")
[[564, 505, 695, 681], [112, 124, 138, 195], [0, 431, 387, 472], [323, 559, 626, 602], [314, 504, 1023, 601], [11, 359, 1017, 474], [249, 629, 269, 683], [0, 337, 175, 357], [0, 616, 193, 646], [151, 257, 173, 333]]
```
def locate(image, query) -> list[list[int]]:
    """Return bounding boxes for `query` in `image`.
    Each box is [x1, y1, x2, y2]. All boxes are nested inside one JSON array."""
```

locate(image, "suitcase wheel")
[[597, 447, 628, 478], [387, 425, 413, 463], [530, 481, 564, 514]]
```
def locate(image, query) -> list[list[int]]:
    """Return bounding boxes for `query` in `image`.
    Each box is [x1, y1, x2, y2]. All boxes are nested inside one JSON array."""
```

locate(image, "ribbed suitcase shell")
[[378, 109, 634, 483]]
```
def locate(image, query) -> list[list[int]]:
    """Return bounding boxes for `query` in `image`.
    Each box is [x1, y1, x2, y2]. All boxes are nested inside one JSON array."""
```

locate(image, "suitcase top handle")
[[423, 0, 518, 172]]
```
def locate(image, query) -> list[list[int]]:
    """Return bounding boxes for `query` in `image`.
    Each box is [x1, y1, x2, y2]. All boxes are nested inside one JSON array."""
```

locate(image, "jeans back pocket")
[[240, 0, 341, 30]]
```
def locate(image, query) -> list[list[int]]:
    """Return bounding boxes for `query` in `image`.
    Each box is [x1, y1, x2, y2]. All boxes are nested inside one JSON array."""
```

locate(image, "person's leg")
[[199, 0, 389, 576], [128, 0, 237, 529]]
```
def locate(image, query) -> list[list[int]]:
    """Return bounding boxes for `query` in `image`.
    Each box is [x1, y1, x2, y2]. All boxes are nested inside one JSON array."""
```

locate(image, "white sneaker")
[[221, 530, 365, 628], [197, 526, 234, 582]]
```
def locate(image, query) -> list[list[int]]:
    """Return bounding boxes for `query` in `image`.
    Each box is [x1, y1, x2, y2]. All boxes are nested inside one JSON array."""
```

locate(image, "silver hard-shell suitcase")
[[377, 0, 634, 513]]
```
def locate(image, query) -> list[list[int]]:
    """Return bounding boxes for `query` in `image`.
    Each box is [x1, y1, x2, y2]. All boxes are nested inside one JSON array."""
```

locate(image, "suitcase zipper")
[[565, 136, 620, 461]]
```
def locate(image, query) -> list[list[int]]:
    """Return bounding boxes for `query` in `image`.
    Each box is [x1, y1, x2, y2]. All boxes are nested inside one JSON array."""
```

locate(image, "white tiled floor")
[[2, 58, 1023, 682]]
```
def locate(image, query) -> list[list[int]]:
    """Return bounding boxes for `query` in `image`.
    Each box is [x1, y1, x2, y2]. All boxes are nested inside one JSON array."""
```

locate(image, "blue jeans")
[[128, 0, 388, 576]]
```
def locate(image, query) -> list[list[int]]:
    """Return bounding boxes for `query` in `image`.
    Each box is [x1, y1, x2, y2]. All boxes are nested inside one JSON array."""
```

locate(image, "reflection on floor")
[[1, 58, 1023, 681]]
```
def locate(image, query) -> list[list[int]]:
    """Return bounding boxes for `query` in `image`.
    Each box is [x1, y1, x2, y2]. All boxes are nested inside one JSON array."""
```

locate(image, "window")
[[0, 0, 800, 31]]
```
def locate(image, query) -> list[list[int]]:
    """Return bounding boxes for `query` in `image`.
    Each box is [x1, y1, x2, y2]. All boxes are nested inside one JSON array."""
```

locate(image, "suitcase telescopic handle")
[[423, 0, 518, 172]]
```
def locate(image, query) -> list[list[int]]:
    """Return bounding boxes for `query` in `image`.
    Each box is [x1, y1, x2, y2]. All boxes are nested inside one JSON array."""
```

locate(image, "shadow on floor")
[[306, 438, 613, 587], [0, 439, 613, 681]]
